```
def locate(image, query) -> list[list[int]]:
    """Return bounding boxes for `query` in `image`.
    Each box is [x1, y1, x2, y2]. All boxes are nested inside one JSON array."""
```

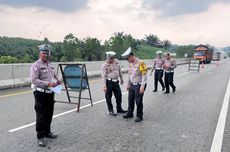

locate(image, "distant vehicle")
[[193, 44, 213, 64], [212, 51, 221, 61], [224, 56, 227, 59]]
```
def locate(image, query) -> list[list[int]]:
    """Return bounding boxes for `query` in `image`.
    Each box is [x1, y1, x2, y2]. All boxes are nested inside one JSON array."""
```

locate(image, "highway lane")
[[0, 60, 229, 152]]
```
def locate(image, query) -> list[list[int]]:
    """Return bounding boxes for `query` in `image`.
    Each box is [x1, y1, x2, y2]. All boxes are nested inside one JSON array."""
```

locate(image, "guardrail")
[[0, 58, 189, 89]]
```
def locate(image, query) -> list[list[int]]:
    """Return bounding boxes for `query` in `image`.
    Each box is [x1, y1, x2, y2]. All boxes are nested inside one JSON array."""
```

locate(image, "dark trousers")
[[127, 84, 146, 118], [154, 69, 165, 90], [164, 72, 176, 93], [105, 80, 122, 112], [33, 91, 55, 139]]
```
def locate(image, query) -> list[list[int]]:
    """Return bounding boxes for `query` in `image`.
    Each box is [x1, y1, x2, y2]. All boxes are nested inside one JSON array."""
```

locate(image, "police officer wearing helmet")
[[101, 51, 127, 116], [121, 47, 147, 122], [163, 52, 176, 94], [150, 51, 165, 92], [30, 44, 61, 147]]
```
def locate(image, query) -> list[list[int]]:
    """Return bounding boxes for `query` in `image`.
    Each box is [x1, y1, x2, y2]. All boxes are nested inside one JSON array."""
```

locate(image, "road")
[[0, 59, 230, 152]]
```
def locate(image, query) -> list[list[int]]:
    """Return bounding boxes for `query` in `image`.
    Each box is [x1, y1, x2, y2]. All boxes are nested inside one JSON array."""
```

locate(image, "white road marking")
[[210, 76, 230, 152], [8, 92, 128, 133]]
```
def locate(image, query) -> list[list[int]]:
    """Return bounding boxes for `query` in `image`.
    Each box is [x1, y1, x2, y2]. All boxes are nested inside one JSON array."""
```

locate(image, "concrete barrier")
[[0, 58, 189, 89]]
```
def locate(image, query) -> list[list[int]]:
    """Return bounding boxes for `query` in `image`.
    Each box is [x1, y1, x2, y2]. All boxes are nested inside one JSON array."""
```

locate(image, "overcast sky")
[[0, 0, 229, 47]]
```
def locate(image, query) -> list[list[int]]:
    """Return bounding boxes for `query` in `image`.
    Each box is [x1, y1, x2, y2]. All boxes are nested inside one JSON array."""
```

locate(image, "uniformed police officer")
[[121, 47, 147, 122], [163, 53, 177, 94], [30, 44, 61, 147], [101, 51, 127, 116], [150, 51, 165, 92]]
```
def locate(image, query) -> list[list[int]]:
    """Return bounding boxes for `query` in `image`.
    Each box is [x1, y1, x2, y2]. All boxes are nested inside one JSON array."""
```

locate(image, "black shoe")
[[45, 132, 58, 139], [173, 87, 176, 93], [134, 117, 143, 122], [109, 111, 117, 116], [153, 90, 157, 92], [117, 109, 127, 113], [38, 138, 46, 147], [123, 113, 133, 119], [164, 91, 170, 94], [162, 87, 165, 91]]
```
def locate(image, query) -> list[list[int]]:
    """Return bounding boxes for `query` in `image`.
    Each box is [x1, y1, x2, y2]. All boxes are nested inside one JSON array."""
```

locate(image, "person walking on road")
[[101, 51, 127, 116], [121, 47, 147, 122], [150, 51, 165, 92], [163, 52, 177, 94], [30, 44, 61, 147]]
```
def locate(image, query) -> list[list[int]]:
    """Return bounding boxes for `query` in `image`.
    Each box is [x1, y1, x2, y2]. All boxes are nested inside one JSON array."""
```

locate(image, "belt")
[[36, 87, 53, 94], [156, 68, 163, 70], [131, 82, 142, 85], [107, 78, 119, 82], [165, 71, 174, 73]]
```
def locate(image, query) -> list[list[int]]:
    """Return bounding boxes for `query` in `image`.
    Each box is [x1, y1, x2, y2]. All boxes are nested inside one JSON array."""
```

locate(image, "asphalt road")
[[0, 59, 230, 152]]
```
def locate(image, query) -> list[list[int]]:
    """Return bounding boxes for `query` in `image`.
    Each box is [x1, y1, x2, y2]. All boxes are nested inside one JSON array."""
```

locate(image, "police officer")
[[30, 44, 61, 147], [121, 47, 147, 122], [150, 51, 165, 92], [101, 51, 127, 116], [163, 53, 176, 94]]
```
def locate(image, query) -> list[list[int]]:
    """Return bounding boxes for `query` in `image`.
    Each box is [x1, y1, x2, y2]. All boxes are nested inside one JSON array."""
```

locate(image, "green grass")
[[134, 45, 165, 59]]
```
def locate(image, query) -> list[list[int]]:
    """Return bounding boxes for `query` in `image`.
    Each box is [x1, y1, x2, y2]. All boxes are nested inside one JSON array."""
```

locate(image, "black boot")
[[109, 111, 117, 116], [134, 117, 143, 122], [117, 109, 127, 113], [37, 138, 46, 147], [123, 113, 133, 119], [45, 132, 58, 139]]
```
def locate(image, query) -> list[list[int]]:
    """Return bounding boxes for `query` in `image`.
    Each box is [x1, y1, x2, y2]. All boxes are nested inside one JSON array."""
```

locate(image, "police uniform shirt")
[[153, 57, 164, 69], [164, 58, 177, 72], [30, 59, 57, 89], [101, 59, 124, 86], [127, 58, 147, 88]]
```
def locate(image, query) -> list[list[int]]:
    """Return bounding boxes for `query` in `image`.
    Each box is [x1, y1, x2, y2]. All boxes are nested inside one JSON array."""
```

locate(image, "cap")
[[121, 47, 133, 59], [37, 44, 52, 52], [106, 51, 116, 59], [156, 51, 162, 55]]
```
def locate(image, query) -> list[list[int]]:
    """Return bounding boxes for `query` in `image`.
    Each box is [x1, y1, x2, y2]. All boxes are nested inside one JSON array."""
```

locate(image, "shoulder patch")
[[139, 62, 147, 75]]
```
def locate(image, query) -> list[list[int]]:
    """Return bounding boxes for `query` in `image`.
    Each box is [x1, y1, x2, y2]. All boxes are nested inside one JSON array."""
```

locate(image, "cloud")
[[143, 0, 230, 16], [0, 0, 88, 12], [0, 0, 230, 47]]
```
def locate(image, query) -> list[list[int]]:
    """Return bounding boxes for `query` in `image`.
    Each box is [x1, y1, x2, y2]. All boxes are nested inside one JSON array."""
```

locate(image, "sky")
[[0, 0, 229, 47]]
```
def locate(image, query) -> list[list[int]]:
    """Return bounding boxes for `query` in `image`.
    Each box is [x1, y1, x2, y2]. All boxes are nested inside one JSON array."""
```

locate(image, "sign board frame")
[[188, 59, 200, 72], [57, 63, 93, 112]]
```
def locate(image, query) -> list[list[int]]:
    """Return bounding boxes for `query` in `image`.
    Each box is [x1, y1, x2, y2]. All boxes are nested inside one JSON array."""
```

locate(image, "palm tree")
[[144, 34, 160, 47]]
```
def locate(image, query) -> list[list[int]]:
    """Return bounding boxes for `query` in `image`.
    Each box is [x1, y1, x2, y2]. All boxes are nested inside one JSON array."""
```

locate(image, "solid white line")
[[210, 76, 230, 152], [8, 92, 128, 133]]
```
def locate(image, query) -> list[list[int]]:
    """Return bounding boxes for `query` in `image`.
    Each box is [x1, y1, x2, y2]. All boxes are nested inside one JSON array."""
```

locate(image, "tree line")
[[0, 32, 200, 63]]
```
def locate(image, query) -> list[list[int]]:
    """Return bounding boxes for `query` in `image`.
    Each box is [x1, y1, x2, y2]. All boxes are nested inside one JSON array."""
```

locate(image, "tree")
[[82, 37, 102, 61], [144, 34, 161, 47], [63, 33, 81, 61], [0, 56, 18, 63], [106, 32, 138, 59], [162, 39, 172, 50]]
